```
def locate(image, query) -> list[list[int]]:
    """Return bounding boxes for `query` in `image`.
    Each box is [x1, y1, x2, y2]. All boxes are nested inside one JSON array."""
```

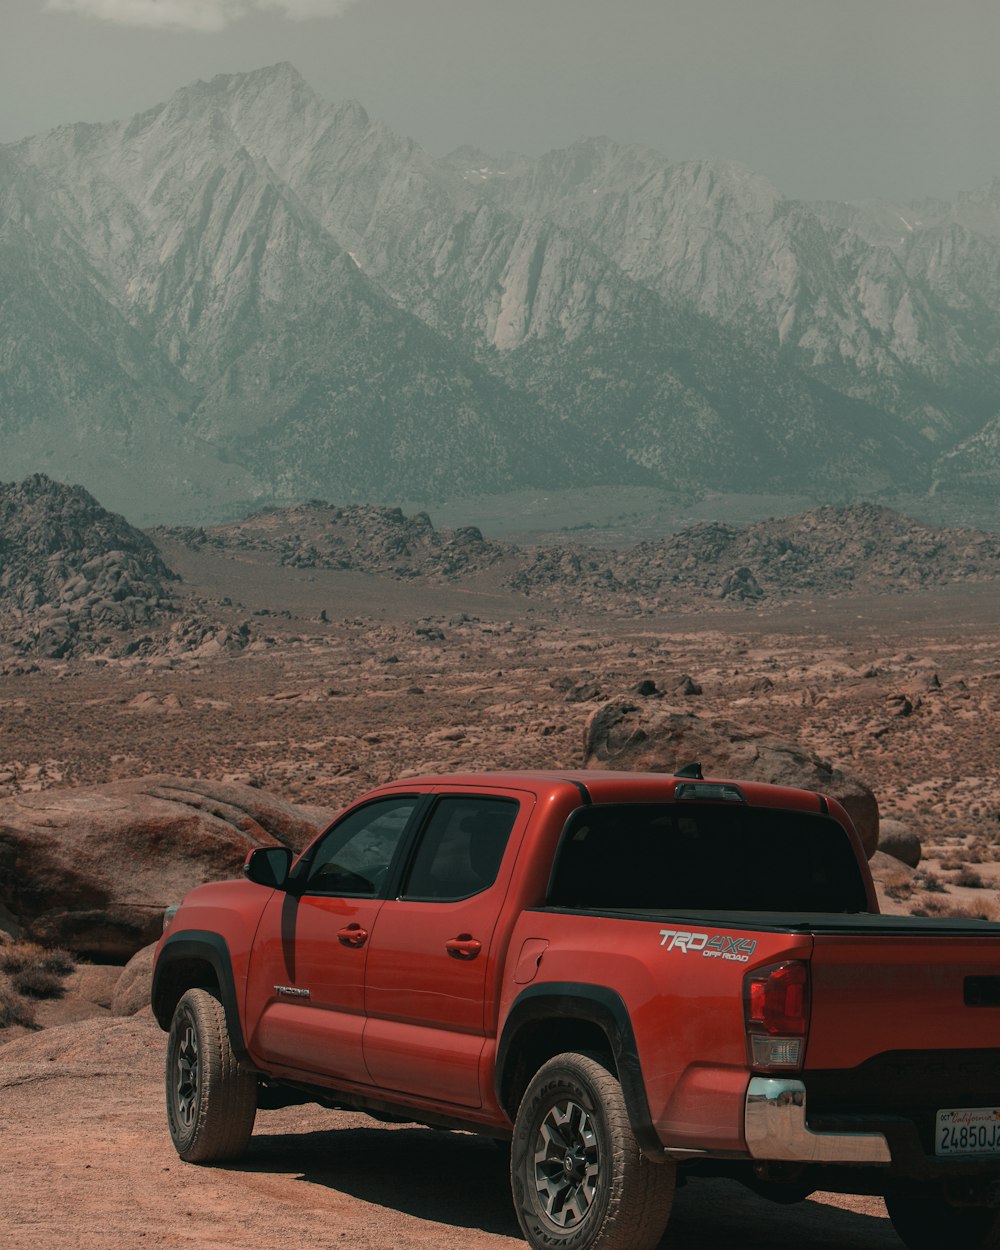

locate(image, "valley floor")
[[3, 572, 998, 854]]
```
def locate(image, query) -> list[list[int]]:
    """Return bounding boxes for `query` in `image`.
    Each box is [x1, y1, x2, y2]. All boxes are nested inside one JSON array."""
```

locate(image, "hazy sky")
[[3, 0, 998, 202]]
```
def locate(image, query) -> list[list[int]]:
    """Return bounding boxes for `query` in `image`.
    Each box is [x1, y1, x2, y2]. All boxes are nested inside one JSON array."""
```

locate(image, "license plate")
[[936, 1107, 1000, 1155]]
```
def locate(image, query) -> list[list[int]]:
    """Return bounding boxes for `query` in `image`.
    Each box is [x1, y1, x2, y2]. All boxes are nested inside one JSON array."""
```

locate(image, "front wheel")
[[885, 1190, 1000, 1250], [165, 987, 257, 1163], [511, 1051, 675, 1250]]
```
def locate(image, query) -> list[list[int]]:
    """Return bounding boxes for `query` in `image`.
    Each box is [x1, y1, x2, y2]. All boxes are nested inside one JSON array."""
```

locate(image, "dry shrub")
[[941, 855, 985, 872], [0, 942, 74, 1003], [911, 898, 1000, 922], [963, 899, 1000, 922], [885, 881, 914, 901], [38, 947, 75, 976], [911, 898, 950, 917], [0, 942, 74, 977], [914, 871, 948, 894], [0, 943, 39, 975], [11, 966, 64, 999], [0, 984, 35, 1029], [953, 867, 986, 889]]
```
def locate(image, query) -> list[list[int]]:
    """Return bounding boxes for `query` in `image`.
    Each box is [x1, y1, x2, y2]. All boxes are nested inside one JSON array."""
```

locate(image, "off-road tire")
[[511, 1051, 675, 1250], [885, 1190, 1000, 1250], [165, 987, 257, 1163]]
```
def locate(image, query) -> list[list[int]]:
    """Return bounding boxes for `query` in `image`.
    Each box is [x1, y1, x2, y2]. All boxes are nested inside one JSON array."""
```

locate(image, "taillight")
[[743, 960, 810, 1072]]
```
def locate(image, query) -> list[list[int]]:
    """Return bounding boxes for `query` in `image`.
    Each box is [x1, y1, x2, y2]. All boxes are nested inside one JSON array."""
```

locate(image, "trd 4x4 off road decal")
[[658, 930, 758, 962]]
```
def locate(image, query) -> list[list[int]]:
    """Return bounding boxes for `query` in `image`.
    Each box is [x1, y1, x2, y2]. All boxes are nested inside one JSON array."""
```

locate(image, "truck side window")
[[401, 796, 518, 901], [299, 797, 417, 897]]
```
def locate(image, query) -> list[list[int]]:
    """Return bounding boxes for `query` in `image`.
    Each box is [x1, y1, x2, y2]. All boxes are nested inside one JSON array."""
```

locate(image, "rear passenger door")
[[363, 787, 532, 1108]]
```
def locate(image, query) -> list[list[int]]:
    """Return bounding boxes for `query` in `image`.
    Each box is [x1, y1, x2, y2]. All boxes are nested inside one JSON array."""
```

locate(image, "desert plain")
[[1, 487, 999, 1249]]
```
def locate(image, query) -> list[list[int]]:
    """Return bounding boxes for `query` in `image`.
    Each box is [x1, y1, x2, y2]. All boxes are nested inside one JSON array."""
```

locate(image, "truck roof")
[[376, 769, 835, 815]]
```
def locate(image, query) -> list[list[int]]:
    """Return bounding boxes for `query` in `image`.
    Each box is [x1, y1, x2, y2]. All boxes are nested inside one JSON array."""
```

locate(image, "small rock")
[[675, 675, 702, 697]]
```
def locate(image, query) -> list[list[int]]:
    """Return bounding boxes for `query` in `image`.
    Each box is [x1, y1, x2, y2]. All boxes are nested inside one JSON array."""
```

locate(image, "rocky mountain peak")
[[184, 61, 312, 105]]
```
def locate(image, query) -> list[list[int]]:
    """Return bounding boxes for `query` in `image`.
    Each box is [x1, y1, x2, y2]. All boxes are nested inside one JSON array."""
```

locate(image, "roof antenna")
[[675, 762, 704, 780]]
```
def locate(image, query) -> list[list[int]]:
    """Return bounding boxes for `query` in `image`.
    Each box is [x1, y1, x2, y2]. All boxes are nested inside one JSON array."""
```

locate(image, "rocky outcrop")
[[510, 504, 1000, 611], [182, 498, 1000, 613], [158, 501, 507, 583], [583, 700, 879, 858], [0, 777, 332, 961], [0, 475, 178, 657]]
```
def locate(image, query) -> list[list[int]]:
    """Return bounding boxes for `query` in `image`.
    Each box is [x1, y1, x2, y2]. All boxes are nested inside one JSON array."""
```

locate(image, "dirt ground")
[[0, 1013, 900, 1250], [2, 547, 998, 1249]]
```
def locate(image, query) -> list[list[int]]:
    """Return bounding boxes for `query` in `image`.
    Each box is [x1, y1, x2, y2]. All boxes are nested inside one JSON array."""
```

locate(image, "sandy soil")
[[0, 1014, 900, 1250], [2, 549, 998, 1249]]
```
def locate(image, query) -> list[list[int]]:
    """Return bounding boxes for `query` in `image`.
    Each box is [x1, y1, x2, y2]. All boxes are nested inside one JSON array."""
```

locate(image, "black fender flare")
[[495, 981, 661, 1157], [151, 930, 251, 1066]]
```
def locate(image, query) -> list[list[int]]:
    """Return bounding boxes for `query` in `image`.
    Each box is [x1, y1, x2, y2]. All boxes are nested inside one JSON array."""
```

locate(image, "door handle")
[[445, 934, 482, 961], [337, 924, 369, 948]]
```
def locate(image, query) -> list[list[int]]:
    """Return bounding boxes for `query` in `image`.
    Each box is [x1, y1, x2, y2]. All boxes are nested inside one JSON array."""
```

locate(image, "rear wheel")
[[885, 1191, 1000, 1250], [511, 1051, 675, 1250], [165, 987, 257, 1163]]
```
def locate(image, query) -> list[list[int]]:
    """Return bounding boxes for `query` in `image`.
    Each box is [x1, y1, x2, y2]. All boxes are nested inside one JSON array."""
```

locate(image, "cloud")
[[46, 0, 362, 33]]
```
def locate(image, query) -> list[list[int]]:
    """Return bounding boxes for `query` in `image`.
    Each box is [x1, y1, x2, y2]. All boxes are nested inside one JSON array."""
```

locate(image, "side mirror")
[[244, 846, 293, 889]]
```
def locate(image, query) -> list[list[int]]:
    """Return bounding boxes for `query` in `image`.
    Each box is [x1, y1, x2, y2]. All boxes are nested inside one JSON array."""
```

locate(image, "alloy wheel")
[[532, 1098, 601, 1227], [173, 1020, 199, 1130]]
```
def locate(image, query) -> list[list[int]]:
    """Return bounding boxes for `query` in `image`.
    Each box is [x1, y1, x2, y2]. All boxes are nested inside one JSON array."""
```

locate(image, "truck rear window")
[[547, 803, 869, 914]]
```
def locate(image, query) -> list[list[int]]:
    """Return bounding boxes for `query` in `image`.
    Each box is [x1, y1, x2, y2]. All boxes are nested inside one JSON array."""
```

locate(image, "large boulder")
[[584, 700, 879, 858], [112, 943, 157, 1017], [877, 818, 922, 868], [0, 777, 333, 962]]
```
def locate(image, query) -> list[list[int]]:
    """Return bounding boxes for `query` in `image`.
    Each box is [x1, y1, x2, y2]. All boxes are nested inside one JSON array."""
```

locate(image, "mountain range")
[[2, 63, 998, 522]]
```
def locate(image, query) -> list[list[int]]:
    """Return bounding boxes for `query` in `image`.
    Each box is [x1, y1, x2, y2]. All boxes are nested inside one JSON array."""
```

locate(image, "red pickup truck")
[[152, 769, 1000, 1250]]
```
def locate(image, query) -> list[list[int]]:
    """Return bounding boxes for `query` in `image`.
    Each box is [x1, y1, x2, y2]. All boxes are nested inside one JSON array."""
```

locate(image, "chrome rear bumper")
[[745, 1077, 891, 1164]]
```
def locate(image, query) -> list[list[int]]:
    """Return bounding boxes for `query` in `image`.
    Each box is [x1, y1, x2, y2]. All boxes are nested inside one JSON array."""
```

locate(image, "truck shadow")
[[664, 1180, 900, 1248], [243, 1124, 520, 1236], [239, 1123, 901, 1247]]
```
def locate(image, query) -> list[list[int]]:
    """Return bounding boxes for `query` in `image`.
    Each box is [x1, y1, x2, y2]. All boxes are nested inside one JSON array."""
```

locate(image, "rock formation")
[[0, 777, 332, 961], [0, 475, 178, 658], [583, 699, 880, 857], [877, 818, 922, 868]]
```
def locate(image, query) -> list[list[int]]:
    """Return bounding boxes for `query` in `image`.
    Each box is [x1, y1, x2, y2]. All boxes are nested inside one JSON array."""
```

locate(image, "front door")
[[244, 794, 421, 1084]]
